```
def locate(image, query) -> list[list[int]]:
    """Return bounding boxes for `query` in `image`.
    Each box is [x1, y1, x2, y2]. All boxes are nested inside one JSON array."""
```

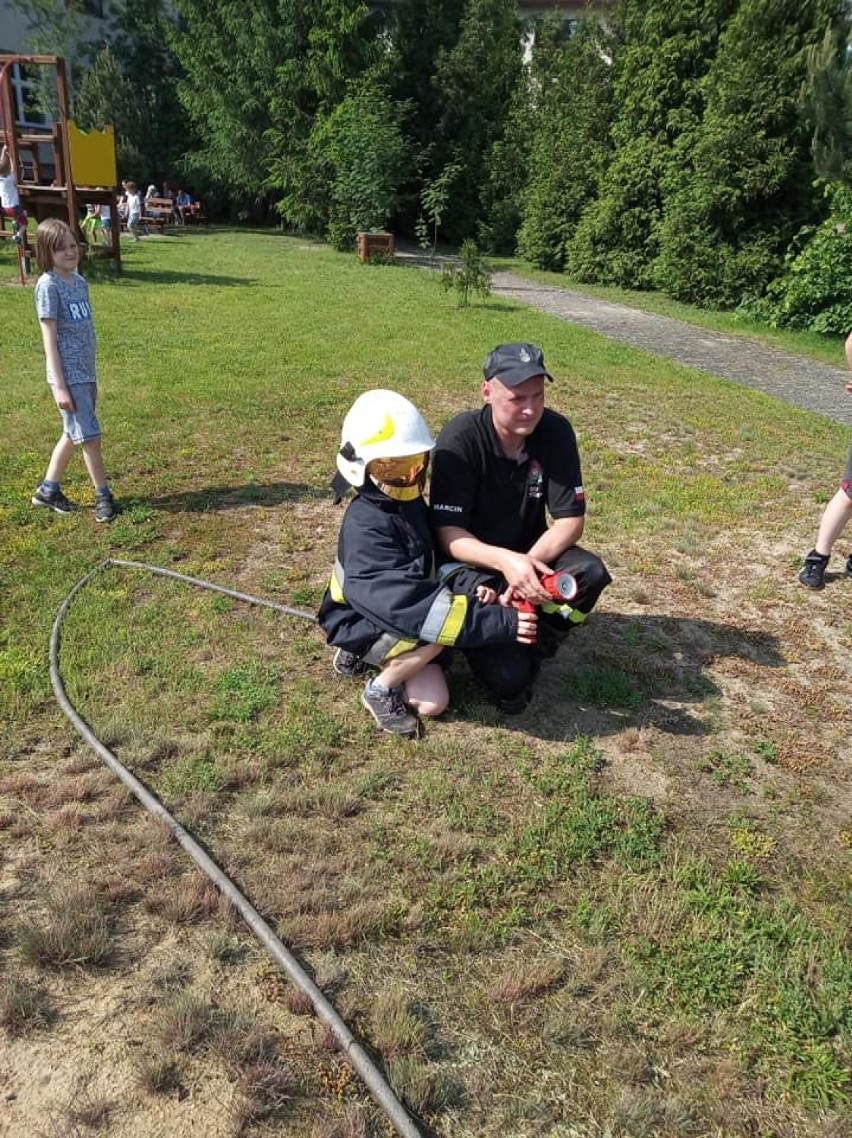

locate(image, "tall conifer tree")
[[654, 0, 847, 305], [565, 0, 730, 287], [517, 15, 616, 270]]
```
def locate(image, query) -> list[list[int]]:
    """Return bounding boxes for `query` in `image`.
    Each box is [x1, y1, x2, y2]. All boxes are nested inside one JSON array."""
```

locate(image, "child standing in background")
[[0, 143, 28, 243], [31, 218, 116, 522], [798, 331, 852, 589], [125, 181, 147, 241]]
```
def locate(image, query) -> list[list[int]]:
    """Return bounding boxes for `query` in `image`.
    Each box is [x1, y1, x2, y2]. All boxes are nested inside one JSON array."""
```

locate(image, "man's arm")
[[527, 515, 584, 564], [437, 524, 555, 603], [0, 145, 10, 175]]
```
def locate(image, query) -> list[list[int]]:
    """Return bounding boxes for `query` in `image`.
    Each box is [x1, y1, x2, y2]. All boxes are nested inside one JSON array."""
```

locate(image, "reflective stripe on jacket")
[[317, 483, 517, 662]]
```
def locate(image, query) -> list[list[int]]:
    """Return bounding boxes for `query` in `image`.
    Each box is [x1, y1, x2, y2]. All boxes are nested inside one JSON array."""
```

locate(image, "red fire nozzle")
[[539, 570, 579, 604], [513, 571, 579, 642]]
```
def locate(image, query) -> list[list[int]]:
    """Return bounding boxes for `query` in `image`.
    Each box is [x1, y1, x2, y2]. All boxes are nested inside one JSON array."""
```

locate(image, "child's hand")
[[474, 584, 497, 605], [54, 387, 75, 412], [515, 608, 537, 644]]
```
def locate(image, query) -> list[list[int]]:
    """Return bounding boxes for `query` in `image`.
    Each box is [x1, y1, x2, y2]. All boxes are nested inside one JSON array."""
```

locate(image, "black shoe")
[[496, 690, 531, 715], [846, 554, 852, 577], [31, 487, 77, 515], [798, 550, 829, 590], [361, 680, 418, 736], [333, 647, 367, 678], [95, 491, 116, 523]]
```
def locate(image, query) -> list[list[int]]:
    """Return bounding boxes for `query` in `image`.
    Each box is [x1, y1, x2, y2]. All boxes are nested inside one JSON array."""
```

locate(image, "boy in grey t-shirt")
[[31, 218, 116, 522]]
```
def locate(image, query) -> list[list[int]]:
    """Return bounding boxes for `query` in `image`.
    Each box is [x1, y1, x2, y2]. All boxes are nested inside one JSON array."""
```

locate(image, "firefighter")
[[318, 389, 537, 736]]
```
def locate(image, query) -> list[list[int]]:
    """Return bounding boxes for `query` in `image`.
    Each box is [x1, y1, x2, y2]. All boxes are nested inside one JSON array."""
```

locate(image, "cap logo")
[[519, 347, 531, 362], [362, 414, 395, 447]]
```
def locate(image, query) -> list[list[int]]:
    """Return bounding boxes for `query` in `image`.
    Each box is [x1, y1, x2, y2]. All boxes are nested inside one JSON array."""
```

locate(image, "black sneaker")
[[361, 680, 418, 736], [846, 554, 852, 577], [333, 647, 367, 678], [799, 550, 829, 590], [31, 487, 77, 515], [95, 492, 116, 523]]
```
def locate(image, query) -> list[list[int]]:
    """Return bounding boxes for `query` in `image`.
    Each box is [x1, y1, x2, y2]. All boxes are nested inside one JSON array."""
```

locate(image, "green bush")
[[440, 239, 492, 307], [755, 182, 852, 333]]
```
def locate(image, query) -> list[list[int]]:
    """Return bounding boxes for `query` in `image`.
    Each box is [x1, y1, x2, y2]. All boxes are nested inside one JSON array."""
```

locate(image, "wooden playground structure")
[[0, 53, 121, 283]]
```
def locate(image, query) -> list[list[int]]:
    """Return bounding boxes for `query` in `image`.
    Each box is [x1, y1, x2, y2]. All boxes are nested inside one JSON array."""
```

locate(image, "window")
[[9, 63, 50, 129]]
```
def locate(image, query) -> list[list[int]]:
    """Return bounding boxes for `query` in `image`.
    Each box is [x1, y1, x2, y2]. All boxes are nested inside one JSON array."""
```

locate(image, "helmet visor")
[[368, 452, 429, 488]]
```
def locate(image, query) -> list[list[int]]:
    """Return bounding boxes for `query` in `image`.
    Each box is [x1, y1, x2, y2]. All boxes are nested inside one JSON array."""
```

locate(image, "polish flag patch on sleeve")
[[575, 485, 585, 501]]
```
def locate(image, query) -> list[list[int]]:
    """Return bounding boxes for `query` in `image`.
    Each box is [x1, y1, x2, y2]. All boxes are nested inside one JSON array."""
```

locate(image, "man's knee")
[[554, 547, 612, 611], [466, 645, 535, 703]]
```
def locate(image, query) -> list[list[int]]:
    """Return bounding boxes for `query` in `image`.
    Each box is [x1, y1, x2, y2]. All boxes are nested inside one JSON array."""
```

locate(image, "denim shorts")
[[843, 442, 852, 498], [58, 383, 101, 443]]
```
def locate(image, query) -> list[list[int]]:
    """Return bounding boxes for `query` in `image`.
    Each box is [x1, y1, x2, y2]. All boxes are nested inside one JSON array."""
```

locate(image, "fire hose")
[[49, 557, 424, 1138]]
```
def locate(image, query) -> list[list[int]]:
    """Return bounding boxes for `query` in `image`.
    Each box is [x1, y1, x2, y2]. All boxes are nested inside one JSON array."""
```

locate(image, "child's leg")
[[403, 662, 450, 717], [80, 437, 109, 492], [43, 434, 77, 484], [814, 488, 852, 556], [362, 642, 449, 733]]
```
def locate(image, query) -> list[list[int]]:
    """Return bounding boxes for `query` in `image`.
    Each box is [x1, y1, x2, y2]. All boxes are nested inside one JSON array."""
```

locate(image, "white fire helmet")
[[336, 389, 435, 489]]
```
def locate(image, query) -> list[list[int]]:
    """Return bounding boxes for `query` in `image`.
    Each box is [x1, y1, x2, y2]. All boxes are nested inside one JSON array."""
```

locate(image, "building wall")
[[0, 1, 30, 55]]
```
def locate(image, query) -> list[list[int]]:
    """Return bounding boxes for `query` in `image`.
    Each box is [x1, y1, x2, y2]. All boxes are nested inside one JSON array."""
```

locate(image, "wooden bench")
[[140, 196, 175, 230], [182, 201, 207, 225]]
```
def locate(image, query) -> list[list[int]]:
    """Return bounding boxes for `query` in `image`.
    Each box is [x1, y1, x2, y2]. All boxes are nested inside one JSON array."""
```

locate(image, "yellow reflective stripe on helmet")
[[361, 413, 395, 448], [329, 559, 345, 603]]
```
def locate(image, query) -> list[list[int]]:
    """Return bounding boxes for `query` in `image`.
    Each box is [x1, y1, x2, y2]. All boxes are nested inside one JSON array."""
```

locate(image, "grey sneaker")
[[94, 491, 116, 523], [333, 647, 367, 678], [32, 487, 77, 514], [799, 550, 829, 590], [361, 680, 418, 736]]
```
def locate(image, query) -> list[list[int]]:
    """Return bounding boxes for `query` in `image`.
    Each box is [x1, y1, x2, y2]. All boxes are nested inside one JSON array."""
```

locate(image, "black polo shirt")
[[429, 405, 585, 553]]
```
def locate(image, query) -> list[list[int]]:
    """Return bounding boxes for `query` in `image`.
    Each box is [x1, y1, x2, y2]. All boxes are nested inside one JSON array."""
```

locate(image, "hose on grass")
[[49, 557, 424, 1138]]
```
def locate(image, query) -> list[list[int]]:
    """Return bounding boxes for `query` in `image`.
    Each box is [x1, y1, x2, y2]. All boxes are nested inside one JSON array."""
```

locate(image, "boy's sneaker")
[[361, 680, 418, 736], [95, 491, 116, 523], [31, 487, 77, 515], [333, 648, 367, 678], [798, 550, 829, 590]]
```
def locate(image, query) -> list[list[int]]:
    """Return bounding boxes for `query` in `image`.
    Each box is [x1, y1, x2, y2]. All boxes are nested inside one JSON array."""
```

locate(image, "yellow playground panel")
[[67, 120, 117, 188]]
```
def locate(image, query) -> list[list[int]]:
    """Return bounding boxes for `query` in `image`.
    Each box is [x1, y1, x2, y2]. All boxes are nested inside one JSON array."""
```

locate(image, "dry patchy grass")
[[0, 231, 849, 1138]]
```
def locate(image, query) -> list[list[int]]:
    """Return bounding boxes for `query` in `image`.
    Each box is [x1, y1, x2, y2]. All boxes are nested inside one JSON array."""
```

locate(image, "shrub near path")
[[0, 231, 849, 1137]]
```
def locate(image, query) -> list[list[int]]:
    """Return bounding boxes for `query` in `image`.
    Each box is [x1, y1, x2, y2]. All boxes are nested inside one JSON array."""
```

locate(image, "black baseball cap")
[[483, 342, 553, 387]]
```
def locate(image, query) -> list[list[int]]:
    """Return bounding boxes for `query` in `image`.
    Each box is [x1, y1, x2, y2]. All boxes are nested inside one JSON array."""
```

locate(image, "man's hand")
[[53, 386, 75, 412], [498, 550, 554, 604]]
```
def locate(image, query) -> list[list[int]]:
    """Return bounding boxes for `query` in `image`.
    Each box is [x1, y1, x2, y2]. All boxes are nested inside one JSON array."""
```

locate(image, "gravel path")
[[491, 271, 852, 427]]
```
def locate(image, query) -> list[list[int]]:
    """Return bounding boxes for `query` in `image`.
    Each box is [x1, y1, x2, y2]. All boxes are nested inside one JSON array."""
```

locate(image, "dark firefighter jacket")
[[317, 481, 518, 665]]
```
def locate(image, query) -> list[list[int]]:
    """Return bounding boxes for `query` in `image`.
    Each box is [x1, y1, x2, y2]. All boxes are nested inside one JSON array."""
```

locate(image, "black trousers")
[[462, 545, 612, 704]]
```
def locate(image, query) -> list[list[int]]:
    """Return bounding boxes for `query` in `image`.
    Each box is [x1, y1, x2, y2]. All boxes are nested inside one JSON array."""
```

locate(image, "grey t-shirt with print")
[[34, 270, 97, 387]]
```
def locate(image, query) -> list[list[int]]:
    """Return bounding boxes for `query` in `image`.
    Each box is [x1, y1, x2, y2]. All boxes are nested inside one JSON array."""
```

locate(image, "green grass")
[[0, 229, 849, 1137]]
